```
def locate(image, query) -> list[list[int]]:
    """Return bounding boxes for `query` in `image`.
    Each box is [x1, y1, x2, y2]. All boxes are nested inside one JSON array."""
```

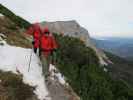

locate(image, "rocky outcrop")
[[40, 20, 108, 65]]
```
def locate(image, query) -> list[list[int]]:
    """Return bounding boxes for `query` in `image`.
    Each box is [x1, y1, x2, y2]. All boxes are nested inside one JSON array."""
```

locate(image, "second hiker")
[[27, 23, 42, 54], [40, 27, 58, 77]]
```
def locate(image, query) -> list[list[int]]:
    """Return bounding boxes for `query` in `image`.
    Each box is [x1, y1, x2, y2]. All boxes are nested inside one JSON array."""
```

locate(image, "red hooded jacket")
[[40, 28, 58, 57], [27, 23, 41, 48]]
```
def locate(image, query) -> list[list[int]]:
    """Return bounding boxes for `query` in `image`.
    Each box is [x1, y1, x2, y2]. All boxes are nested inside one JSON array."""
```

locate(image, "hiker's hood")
[[43, 27, 50, 33], [33, 23, 41, 30]]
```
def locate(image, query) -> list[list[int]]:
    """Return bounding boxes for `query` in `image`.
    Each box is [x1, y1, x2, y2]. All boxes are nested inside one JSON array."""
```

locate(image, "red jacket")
[[27, 23, 41, 48], [40, 33, 58, 57], [33, 28, 41, 48]]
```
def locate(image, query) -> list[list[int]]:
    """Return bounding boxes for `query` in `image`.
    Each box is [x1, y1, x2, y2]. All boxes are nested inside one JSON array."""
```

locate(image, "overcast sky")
[[1, 0, 133, 37]]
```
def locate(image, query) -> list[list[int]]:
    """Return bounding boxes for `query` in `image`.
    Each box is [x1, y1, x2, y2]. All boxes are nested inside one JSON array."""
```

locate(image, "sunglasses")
[[45, 32, 49, 34]]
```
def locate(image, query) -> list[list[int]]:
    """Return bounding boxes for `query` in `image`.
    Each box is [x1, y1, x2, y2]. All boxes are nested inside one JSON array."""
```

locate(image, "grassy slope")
[[0, 16, 32, 48], [0, 4, 32, 48], [5, 32, 32, 48]]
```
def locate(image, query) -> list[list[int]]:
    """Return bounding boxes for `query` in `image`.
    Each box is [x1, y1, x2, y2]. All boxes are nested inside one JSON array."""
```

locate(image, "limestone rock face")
[[40, 20, 108, 65]]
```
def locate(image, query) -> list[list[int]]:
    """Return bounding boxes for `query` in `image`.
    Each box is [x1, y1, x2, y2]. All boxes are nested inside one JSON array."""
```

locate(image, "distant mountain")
[[93, 37, 133, 61]]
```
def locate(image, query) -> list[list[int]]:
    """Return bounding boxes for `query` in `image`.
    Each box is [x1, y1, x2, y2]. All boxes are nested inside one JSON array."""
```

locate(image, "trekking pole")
[[28, 48, 33, 72]]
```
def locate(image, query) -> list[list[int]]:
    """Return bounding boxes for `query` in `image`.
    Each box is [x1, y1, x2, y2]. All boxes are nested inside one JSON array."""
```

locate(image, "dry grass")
[[0, 70, 36, 100]]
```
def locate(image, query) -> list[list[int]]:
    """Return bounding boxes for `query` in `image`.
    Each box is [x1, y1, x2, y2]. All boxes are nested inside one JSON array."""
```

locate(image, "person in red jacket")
[[26, 23, 42, 54], [40, 27, 58, 77]]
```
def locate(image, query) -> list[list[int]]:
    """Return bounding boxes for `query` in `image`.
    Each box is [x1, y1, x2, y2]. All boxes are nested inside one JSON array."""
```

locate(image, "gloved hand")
[[53, 49, 57, 52], [32, 41, 35, 45]]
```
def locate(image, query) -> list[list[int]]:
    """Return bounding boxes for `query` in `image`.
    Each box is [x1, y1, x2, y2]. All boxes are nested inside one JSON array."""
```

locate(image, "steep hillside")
[[104, 51, 133, 86], [54, 34, 133, 100]]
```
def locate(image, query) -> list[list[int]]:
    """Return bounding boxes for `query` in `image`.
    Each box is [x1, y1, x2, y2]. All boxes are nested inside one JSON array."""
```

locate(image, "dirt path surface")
[[45, 77, 80, 100]]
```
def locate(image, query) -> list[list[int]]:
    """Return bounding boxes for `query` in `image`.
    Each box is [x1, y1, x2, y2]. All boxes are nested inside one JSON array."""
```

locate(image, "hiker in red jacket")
[[40, 27, 58, 77], [26, 23, 42, 54]]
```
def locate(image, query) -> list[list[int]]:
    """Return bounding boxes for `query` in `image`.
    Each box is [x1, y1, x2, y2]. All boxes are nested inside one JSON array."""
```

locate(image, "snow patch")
[[0, 33, 6, 46], [0, 33, 6, 38], [0, 13, 4, 16], [0, 43, 51, 100], [0, 40, 6, 45], [49, 64, 66, 85]]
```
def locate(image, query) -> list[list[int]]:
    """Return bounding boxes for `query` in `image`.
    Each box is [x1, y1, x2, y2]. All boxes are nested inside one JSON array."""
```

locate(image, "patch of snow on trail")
[[0, 43, 51, 100], [49, 64, 66, 85]]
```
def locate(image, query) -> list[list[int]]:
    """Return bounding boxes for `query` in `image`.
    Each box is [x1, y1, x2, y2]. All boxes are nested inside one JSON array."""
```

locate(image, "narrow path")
[[45, 77, 78, 100], [40, 62, 80, 100]]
